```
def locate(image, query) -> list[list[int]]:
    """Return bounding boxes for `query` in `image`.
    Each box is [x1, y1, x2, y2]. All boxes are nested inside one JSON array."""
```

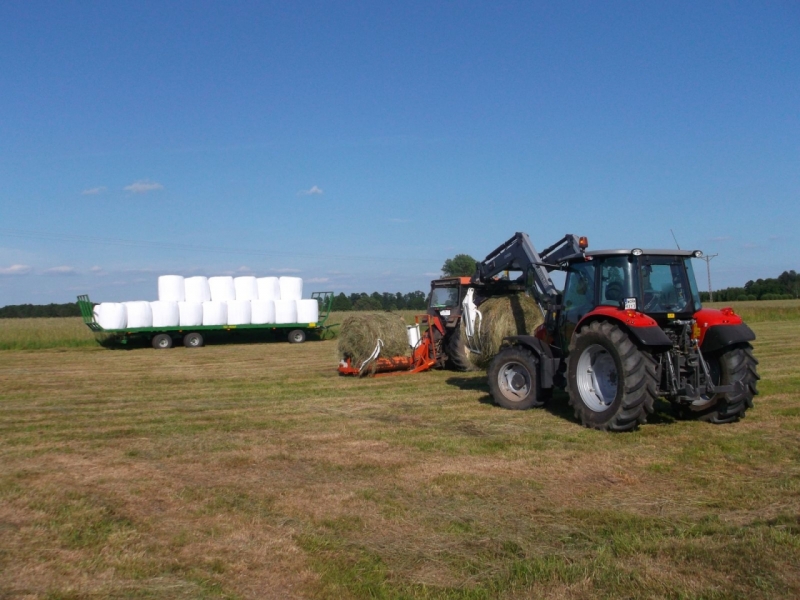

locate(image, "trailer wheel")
[[488, 346, 545, 409], [288, 329, 306, 344], [183, 332, 204, 348], [567, 320, 657, 431], [152, 333, 173, 349], [693, 343, 759, 424]]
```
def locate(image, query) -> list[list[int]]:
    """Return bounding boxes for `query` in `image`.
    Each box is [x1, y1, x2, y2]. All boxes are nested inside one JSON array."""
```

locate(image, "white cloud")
[[0, 264, 31, 276], [82, 186, 107, 195], [266, 267, 302, 273], [298, 185, 323, 196], [90, 266, 107, 276], [305, 277, 330, 283], [43, 266, 77, 275], [236, 265, 253, 273], [124, 180, 164, 193]]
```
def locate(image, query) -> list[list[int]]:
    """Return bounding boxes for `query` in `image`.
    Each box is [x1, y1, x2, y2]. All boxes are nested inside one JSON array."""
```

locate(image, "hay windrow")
[[337, 312, 410, 368], [468, 293, 543, 368]]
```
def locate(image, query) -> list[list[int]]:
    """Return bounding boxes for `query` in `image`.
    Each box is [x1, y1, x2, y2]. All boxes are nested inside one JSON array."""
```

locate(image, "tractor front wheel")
[[567, 321, 657, 431], [488, 346, 545, 410], [692, 343, 759, 423]]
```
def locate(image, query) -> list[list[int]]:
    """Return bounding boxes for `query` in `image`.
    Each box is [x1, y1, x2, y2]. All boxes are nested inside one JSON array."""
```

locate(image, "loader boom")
[[472, 232, 585, 306]]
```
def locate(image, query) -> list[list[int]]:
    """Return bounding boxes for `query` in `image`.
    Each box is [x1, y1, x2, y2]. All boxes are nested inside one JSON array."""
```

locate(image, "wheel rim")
[[157, 337, 169, 348], [575, 344, 618, 412], [188, 336, 199, 347], [497, 361, 531, 402]]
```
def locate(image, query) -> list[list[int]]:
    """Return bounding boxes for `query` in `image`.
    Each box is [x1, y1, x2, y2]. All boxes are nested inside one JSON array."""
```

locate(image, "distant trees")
[[0, 303, 81, 318], [699, 270, 799, 302], [330, 291, 428, 312], [441, 254, 477, 277]]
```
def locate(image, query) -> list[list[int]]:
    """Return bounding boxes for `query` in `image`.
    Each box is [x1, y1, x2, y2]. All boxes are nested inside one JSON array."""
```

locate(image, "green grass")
[[705, 299, 800, 322], [0, 317, 100, 350], [0, 311, 799, 598]]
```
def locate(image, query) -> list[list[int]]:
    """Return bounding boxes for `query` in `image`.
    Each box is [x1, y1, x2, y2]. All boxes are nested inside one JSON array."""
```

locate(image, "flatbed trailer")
[[77, 292, 334, 349]]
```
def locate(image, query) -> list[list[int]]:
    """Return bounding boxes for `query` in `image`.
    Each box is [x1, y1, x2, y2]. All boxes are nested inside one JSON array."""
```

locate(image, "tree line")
[[699, 270, 800, 302], [0, 302, 82, 318], [331, 291, 428, 312]]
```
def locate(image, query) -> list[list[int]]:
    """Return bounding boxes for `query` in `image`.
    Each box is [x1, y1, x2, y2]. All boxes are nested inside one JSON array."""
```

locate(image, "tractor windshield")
[[429, 287, 459, 308], [639, 258, 693, 314]]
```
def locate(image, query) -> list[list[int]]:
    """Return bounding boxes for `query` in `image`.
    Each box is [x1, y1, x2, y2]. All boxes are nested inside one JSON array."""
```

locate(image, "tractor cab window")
[[563, 261, 596, 312], [640, 259, 691, 313], [429, 287, 459, 308], [598, 256, 634, 307], [684, 258, 703, 310]]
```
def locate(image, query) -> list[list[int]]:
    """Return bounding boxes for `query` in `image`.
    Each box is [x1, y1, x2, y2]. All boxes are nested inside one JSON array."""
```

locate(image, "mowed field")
[[1, 304, 799, 599]]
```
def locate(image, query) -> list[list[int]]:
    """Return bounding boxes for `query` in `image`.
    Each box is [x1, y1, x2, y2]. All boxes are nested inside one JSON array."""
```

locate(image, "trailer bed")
[[77, 292, 333, 348]]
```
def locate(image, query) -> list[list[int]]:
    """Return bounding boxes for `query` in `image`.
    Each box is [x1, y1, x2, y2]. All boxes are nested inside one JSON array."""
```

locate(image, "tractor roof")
[[579, 248, 700, 260]]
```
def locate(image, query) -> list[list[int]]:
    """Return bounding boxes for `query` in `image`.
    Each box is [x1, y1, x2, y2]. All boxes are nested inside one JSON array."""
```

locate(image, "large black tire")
[[445, 325, 478, 372], [567, 321, 657, 431], [693, 343, 759, 424], [488, 346, 545, 410]]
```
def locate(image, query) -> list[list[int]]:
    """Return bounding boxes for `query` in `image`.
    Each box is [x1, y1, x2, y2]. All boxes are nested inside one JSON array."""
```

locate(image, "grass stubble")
[[0, 308, 798, 598]]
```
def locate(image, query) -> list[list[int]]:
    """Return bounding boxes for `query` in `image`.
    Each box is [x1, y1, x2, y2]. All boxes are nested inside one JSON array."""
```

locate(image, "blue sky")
[[1, 1, 798, 305]]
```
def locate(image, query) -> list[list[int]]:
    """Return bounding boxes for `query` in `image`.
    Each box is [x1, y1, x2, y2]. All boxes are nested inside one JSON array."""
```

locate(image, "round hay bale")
[[337, 312, 410, 371], [468, 293, 544, 368]]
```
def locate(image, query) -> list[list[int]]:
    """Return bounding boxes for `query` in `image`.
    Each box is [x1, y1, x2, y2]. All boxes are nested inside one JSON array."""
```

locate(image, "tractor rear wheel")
[[488, 346, 545, 409], [445, 325, 478, 372], [693, 343, 759, 423], [567, 320, 657, 431]]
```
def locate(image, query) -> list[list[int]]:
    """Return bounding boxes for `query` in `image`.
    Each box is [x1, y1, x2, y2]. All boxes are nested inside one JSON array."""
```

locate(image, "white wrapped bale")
[[227, 300, 251, 325], [296, 299, 319, 324], [208, 276, 236, 301], [151, 301, 180, 328], [274, 299, 298, 324], [279, 276, 303, 301], [93, 302, 127, 330], [178, 302, 203, 326], [184, 276, 212, 303], [251, 300, 276, 324], [124, 301, 153, 328], [257, 277, 281, 300], [234, 276, 259, 301], [202, 301, 227, 326], [158, 275, 185, 302]]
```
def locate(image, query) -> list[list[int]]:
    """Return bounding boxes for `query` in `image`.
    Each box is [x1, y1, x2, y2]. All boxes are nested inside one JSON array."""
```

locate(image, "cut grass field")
[[1, 307, 799, 598]]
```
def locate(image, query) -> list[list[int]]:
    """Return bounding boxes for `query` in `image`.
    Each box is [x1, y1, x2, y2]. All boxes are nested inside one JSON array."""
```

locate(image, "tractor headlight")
[[632, 248, 643, 256], [693, 250, 703, 258]]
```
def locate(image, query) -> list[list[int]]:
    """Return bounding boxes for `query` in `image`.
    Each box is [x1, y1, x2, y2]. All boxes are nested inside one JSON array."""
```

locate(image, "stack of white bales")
[[92, 274, 319, 329]]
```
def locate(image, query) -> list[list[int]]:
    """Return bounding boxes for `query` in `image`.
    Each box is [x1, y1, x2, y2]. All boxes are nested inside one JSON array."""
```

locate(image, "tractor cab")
[[555, 249, 705, 353], [428, 277, 472, 328]]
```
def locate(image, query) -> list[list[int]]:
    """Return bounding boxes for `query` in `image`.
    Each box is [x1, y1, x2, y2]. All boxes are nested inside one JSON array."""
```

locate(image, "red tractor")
[[464, 233, 759, 431]]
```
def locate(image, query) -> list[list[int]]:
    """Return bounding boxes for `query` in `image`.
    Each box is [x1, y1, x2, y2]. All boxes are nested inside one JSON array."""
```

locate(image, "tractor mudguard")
[[700, 323, 756, 354], [502, 335, 559, 389], [627, 325, 673, 349], [578, 307, 672, 350]]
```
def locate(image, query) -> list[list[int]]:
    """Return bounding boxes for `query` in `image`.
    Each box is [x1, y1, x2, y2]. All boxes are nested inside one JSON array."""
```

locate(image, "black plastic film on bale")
[[337, 313, 410, 371], [468, 293, 544, 368]]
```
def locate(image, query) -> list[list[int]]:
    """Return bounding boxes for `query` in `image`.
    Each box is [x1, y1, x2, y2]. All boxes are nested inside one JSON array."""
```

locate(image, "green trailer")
[[77, 292, 334, 349]]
